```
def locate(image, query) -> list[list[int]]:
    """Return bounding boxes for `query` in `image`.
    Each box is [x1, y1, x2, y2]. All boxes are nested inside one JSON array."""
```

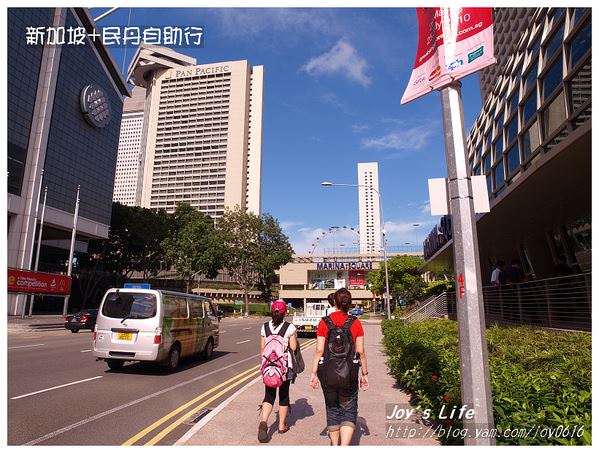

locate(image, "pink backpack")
[[261, 322, 290, 388]]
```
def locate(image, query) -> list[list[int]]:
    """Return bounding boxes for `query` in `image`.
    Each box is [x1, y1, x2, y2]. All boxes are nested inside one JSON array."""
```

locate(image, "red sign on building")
[[7, 268, 71, 295]]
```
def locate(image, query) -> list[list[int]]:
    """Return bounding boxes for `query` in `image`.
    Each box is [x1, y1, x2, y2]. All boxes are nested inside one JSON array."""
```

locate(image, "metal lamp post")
[[321, 181, 392, 319]]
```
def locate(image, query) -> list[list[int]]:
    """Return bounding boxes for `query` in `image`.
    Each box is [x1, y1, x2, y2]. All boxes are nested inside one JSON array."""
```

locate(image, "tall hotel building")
[[113, 86, 145, 205], [126, 45, 264, 216], [357, 162, 382, 255]]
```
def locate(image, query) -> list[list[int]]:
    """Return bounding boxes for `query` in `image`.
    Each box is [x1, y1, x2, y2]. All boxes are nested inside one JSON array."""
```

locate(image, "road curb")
[[174, 374, 263, 445]]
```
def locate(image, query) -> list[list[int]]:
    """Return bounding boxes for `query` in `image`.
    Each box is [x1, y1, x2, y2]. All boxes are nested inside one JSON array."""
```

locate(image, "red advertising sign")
[[348, 270, 366, 288], [401, 8, 495, 104], [7, 268, 71, 295]]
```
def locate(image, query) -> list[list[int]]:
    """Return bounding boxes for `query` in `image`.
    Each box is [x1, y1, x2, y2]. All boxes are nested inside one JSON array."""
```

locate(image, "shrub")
[[217, 303, 271, 316], [422, 280, 455, 298], [381, 319, 591, 445]]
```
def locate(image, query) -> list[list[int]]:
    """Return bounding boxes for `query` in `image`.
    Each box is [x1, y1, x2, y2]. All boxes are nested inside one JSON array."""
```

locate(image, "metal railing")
[[447, 273, 591, 332], [400, 292, 448, 325]]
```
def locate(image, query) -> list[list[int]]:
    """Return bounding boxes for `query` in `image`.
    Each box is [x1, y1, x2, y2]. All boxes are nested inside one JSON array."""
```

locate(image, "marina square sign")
[[316, 262, 373, 271]]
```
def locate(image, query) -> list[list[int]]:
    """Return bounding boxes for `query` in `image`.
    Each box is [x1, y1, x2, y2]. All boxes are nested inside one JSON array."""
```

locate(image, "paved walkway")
[[8, 315, 66, 332], [183, 321, 439, 446]]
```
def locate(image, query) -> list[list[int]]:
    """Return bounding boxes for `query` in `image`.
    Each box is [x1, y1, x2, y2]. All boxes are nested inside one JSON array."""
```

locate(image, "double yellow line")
[[123, 338, 318, 446]]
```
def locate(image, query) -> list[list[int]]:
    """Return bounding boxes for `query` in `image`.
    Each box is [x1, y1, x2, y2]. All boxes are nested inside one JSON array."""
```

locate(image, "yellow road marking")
[[124, 338, 318, 446], [145, 338, 318, 445], [145, 369, 262, 445], [122, 365, 259, 446]]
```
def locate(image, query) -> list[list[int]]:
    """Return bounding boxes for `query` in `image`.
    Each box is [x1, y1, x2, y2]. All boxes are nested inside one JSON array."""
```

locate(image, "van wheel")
[[202, 338, 214, 360], [106, 359, 124, 370], [70, 329, 79, 333], [163, 345, 181, 372]]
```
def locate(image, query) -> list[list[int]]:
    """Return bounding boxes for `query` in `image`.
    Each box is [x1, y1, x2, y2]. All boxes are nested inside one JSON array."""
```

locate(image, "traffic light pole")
[[440, 81, 495, 445]]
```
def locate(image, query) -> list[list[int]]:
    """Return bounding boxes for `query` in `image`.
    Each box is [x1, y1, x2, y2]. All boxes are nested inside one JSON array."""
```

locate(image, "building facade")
[[424, 7, 591, 282], [357, 162, 382, 254], [113, 86, 145, 206], [127, 45, 264, 216], [7, 8, 130, 314], [479, 8, 536, 100], [277, 255, 382, 309]]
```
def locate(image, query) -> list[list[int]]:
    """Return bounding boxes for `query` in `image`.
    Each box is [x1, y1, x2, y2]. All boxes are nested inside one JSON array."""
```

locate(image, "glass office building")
[[7, 8, 130, 314], [424, 7, 591, 281]]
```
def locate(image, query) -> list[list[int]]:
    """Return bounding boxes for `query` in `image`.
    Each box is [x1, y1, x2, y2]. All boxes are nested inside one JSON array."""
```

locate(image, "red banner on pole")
[[8, 268, 71, 295], [401, 7, 495, 104]]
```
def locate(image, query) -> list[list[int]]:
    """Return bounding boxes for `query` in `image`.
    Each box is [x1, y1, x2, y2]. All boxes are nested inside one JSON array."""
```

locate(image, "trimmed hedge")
[[217, 303, 271, 316], [381, 319, 591, 445]]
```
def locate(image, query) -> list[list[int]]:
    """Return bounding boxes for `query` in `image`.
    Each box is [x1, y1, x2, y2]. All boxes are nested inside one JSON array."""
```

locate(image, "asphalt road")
[[8, 317, 316, 446]]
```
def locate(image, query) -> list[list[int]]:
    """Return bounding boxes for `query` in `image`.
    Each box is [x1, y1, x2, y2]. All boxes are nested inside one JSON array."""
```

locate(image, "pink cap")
[[271, 300, 287, 314]]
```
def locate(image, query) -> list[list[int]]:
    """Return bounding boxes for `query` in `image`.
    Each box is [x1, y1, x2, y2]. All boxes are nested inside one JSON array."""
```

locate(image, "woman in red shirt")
[[310, 288, 369, 446]]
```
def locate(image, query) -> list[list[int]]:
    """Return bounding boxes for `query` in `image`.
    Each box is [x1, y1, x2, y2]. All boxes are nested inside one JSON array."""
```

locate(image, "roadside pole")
[[440, 81, 495, 445], [63, 185, 80, 317], [29, 186, 48, 316]]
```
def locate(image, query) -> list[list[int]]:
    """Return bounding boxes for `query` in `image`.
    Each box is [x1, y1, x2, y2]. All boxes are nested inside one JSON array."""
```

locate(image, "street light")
[[321, 181, 392, 319]]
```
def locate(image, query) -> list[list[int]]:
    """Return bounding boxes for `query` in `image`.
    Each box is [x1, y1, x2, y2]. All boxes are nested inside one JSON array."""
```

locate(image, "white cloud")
[[280, 220, 304, 230], [319, 92, 351, 113], [361, 125, 435, 151], [301, 39, 372, 87], [420, 202, 431, 214], [210, 9, 344, 40], [352, 124, 369, 133]]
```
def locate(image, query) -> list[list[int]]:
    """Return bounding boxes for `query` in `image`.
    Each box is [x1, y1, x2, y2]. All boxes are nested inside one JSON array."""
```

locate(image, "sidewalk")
[[182, 321, 439, 446], [7, 315, 66, 332]]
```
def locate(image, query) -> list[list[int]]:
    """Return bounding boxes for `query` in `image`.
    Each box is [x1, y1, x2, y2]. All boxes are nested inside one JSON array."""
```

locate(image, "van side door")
[[163, 295, 192, 357], [188, 298, 206, 355]]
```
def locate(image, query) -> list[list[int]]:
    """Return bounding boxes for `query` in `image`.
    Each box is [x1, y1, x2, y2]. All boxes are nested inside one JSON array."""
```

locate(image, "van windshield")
[[102, 292, 157, 319]]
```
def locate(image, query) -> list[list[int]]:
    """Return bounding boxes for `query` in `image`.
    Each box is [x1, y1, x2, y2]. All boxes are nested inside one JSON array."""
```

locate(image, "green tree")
[[101, 203, 170, 279], [256, 214, 294, 303], [161, 203, 222, 293], [75, 203, 169, 307], [367, 255, 426, 306], [216, 207, 293, 315]]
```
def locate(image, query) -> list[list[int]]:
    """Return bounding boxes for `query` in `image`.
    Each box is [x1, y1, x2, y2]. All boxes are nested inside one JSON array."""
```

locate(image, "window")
[[544, 24, 564, 62], [484, 152, 491, 173], [572, 8, 590, 26], [189, 299, 204, 318], [163, 295, 189, 318], [542, 91, 566, 138], [509, 90, 519, 116], [522, 92, 537, 125], [568, 59, 591, 113], [101, 292, 157, 319], [542, 55, 563, 100], [569, 20, 591, 68], [494, 137, 503, 162], [506, 144, 520, 176], [524, 60, 538, 93], [506, 116, 518, 146], [494, 160, 505, 190], [522, 121, 540, 159]]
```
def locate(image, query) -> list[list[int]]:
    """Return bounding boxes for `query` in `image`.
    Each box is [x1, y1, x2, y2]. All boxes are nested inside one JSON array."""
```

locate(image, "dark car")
[[65, 309, 98, 333]]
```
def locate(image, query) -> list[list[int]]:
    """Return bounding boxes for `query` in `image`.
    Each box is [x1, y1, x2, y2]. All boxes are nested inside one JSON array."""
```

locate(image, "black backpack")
[[317, 315, 360, 390]]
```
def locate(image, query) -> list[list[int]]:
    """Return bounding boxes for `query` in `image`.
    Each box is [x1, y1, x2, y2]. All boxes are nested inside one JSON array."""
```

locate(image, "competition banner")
[[8, 268, 71, 295], [401, 7, 495, 104]]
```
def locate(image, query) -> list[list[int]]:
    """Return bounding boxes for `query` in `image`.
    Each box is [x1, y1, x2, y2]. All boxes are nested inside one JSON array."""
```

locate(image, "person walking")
[[490, 260, 507, 286], [258, 300, 298, 443], [310, 288, 368, 446]]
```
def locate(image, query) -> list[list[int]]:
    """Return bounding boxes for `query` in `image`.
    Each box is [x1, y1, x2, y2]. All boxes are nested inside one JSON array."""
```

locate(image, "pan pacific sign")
[[316, 262, 373, 271], [166, 65, 231, 79]]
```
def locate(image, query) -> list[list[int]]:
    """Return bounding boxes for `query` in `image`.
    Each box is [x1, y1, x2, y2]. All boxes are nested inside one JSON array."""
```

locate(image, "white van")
[[93, 288, 220, 371]]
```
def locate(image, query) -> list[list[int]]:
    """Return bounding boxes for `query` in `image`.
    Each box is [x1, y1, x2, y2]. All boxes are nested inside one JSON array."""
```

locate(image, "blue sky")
[[93, 7, 484, 254]]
